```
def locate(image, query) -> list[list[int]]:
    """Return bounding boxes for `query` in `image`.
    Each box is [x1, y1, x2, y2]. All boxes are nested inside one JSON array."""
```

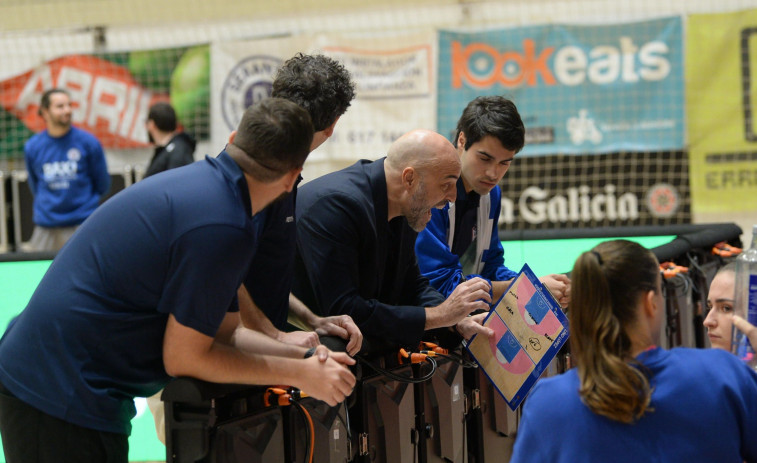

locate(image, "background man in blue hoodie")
[[22, 87, 110, 252]]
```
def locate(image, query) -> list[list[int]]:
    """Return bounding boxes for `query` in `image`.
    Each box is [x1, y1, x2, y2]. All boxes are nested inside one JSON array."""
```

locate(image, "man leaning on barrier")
[[293, 129, 496, 350], [0, 98, 356, 463]]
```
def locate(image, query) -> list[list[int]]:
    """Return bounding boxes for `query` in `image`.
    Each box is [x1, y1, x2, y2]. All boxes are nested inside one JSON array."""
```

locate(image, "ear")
[[228, 130, 237, 144], [283, 167, 303, 192], [456, 131, 466, 150], [401, 166, 417, 191], [642, 289, 659, 320], [323, 116, 340, 137]]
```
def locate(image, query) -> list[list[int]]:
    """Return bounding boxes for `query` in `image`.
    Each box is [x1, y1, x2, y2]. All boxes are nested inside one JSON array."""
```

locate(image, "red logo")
[[0, 55, 168, 148]]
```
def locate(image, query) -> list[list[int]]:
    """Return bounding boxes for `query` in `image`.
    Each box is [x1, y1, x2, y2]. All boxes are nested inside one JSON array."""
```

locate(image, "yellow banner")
[[687, 9, 757, 214]]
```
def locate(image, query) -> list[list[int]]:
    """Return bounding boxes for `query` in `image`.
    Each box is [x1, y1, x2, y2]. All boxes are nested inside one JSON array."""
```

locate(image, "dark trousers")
[[0, 383, 128, 463]]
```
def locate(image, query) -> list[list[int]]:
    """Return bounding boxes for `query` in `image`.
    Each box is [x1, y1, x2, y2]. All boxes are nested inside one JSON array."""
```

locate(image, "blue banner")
[[438, 17, 684, 155]]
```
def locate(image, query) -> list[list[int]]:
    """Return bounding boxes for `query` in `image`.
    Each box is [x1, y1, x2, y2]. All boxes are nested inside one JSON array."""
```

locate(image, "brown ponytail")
[[568, 240, 659, 423]]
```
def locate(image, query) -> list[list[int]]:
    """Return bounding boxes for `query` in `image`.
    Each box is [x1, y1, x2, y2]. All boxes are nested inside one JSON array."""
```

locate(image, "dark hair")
[[231, 98, 314, 182], [272, 53, 355, 132], [455, 96, 525, 152], [147, 102, 177, 132], [38, 88, 70, 115], [569, 239, 660, 423]]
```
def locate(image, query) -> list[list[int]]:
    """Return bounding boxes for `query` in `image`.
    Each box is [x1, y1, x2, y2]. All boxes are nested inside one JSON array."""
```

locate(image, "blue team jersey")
[[24, 126, 110, 227], [416, 180, 518, 298], [511, 347, 757, 463]]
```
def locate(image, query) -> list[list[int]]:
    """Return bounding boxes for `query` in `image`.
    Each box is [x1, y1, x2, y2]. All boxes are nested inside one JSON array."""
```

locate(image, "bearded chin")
[[406, 208, 428, 232], [55, 117, 72, 130], [408, 221, 425, 233]]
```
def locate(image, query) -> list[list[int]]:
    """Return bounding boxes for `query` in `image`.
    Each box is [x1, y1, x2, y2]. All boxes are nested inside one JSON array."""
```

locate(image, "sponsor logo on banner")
[[324, 45, 433, 99], [645, 183, 680, 218], [702, 152, 757, 190], [496, 152, 690, 229], [451, 37, 671, 89], [211, 33, 436, 161], [0, 55, 167, 148], [438, 17, 684, 155], [220, 55, 282, 132], [505, 184, 640, 225]]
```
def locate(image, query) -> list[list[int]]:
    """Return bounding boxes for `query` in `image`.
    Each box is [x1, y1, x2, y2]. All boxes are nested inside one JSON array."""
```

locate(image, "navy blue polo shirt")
[[0, 151, 257, 435]]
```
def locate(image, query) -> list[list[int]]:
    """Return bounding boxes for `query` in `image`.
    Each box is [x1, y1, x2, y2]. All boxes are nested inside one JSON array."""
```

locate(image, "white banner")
[[211, 32, 437, 180]]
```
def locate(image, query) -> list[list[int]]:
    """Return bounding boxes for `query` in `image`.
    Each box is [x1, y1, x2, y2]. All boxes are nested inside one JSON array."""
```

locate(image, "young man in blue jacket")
[[23, 88, 110, 251], [415, 96, 570, 310]]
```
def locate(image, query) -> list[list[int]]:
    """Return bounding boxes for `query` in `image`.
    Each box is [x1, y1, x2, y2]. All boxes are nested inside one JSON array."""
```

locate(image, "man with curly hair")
[[238, 53, 364, 355], [147, 55, 360, 446]]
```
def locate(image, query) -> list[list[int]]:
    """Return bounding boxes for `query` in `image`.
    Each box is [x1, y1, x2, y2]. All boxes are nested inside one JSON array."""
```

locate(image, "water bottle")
[[732, 224, 757, 370]]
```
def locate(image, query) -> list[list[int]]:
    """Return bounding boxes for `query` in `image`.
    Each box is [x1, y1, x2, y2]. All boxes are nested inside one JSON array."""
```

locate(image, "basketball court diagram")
[[467, 264, 569, 410]]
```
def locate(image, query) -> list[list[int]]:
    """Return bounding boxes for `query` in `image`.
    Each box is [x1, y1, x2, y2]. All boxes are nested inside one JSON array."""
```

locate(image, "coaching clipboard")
[[465, 264, 569, 411]]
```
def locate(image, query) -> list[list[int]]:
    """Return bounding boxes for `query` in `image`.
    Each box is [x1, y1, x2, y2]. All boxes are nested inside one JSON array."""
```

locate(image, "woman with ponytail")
[[511, 240, 757, 463]]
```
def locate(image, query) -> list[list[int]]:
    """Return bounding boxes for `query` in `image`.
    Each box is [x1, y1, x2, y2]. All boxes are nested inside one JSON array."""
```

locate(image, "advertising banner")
[[211, 32, 436, 169], [687, 9, 757, 218], [438, 17, 684, 155], [0, 46, 210, 156], [497, 151, 690, 230]]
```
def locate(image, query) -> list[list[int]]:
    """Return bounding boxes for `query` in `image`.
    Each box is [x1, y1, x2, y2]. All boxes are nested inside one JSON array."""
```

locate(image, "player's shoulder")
[[668, 346, 734, 363], [25, 131, 47, 150], [303, 164, 371, 201], [521, 370, 579, 415], [534, 369, 576, 395]]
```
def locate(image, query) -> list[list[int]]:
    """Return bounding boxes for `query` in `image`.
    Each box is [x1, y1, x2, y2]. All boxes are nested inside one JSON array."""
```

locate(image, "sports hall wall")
[[1, 0, 756, 246], [0, 2, 754, 461]]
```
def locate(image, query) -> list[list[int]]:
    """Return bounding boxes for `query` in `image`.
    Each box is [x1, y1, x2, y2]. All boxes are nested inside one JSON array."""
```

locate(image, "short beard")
[[51, 116, 71, 131], [405, 181, 429, 232]]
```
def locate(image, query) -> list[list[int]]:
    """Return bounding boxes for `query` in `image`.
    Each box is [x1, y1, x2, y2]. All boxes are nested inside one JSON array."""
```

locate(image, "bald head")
[[384, 129, 461, 230], [386, 129, 459, 174]]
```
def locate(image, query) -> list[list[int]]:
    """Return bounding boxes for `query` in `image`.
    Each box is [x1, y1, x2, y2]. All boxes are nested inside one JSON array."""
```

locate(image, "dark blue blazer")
[[293, 158, 445, 347]]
